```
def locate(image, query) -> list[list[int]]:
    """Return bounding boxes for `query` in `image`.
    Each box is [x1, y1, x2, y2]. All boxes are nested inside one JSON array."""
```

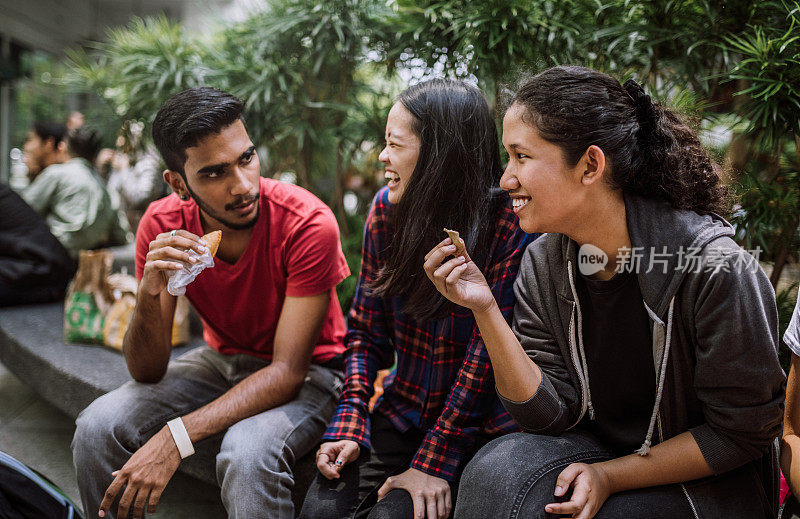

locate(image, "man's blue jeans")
[[71, 346, 343, 518], [454, 431, 694, 518]]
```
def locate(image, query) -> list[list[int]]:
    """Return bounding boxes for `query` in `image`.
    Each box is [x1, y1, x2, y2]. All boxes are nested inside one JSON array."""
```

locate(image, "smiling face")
[[169, 119, 261, 230], [499, 103, 588, 234], [378, 102, 421, 204]]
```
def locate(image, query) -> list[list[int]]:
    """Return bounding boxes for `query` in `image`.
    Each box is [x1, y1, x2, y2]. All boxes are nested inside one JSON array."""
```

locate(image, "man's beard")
[[185, 183, 259, 231]]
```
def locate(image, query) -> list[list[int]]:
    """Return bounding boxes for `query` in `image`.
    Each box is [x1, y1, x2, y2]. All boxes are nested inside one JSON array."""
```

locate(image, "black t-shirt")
[[576, 269, 655, 454]]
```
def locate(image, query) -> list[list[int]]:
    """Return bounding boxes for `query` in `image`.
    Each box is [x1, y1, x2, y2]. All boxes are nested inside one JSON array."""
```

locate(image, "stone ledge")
[[0, 302, 317, 513]]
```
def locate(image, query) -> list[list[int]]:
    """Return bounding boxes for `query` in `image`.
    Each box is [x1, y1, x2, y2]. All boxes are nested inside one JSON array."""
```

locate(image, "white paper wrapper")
[[166, 248, 215, 296]]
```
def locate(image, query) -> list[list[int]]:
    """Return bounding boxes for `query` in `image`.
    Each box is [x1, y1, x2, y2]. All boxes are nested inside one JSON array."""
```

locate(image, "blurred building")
[[0, 0, 265, 184]]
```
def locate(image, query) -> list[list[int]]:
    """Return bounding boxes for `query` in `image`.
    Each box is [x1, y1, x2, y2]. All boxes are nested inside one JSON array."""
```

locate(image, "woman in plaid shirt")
[[299, 79, 533, 519]]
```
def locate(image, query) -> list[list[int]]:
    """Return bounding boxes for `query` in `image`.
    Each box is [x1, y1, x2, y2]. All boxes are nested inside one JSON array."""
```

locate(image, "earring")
[[179, 194, 189, 201]]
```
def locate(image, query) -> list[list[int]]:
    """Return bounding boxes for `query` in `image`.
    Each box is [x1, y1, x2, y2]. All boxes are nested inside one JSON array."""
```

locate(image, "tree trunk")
[[767, 139, 784, 183], [297, 134, 312, 189], [722, 132, 752, 184], [770, 221, 798, 290]]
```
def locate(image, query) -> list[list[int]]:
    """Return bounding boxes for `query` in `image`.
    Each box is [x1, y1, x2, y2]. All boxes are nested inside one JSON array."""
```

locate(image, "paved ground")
[[0, 361, 226, 518]]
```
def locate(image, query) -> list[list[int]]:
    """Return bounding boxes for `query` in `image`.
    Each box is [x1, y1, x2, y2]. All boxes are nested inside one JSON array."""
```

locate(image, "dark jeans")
[[299, 413, 458, 519], [781, 493, 800, 519], [454, 431, 694, 519]]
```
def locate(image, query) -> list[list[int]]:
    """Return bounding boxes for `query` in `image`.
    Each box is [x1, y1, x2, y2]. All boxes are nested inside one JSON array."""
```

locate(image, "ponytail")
[[512, 66, 727, 214]]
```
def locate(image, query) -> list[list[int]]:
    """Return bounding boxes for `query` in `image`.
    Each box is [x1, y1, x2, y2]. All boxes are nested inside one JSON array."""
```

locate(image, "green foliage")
[[211, 0, 391, 189], [733, 169, 799, 252], [725, 1, 800, 145], [731, 139, 800, 259], [67, 15, 214, 136], [387, 0, 586, 101], [13, 52, 71, 146], [591, 0, 754, 94], [723, 1, 800, 287]]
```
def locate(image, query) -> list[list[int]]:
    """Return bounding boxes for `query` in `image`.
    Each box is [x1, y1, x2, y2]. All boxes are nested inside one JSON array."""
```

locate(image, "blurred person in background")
[[22, 126, 128, 255], [23, 121, 67, 182], [66, 110, 85, 131], [98, 121, 169, 232]]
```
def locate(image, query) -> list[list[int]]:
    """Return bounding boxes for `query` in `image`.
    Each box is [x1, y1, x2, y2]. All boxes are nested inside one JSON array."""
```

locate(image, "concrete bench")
[[0, 301, 319, 513]]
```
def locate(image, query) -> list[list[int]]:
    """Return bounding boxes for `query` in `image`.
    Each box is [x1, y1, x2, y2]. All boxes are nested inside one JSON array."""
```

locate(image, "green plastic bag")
[[63, 250, 113, 344]]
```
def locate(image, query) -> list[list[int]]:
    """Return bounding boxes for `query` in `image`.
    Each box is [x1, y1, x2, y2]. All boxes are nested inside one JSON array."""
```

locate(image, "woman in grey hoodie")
[[423, 66, 785, 518]]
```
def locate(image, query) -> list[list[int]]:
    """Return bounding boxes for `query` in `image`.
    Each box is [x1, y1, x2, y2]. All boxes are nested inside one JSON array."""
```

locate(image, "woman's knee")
[[298, 495, 344, 519], [456, 432, 611, 518], [366, 489, 414, 519], [298, 474, 358, 519]]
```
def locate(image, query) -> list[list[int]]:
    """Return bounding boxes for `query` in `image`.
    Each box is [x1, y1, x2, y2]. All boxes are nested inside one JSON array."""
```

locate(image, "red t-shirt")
[[135, 177, 350, 364]]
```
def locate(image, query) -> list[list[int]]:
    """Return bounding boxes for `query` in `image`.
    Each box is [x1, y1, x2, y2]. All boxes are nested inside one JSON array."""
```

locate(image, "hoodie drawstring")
[[636, 296, 675, 456]]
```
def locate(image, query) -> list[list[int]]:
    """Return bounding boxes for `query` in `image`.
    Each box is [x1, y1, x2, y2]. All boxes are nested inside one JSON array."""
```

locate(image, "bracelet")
[[166, 417, 195, 459]]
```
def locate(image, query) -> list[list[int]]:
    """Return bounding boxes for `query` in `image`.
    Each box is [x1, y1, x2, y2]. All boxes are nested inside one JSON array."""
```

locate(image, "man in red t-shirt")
[[72, 87, 350, 519]]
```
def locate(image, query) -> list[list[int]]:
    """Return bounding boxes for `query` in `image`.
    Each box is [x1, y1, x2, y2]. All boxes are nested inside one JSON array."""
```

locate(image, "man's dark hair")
[[66, 127, 102, 163], [32, 122, 67, 148], [152, 87, 245, 175], [370, 78, 504, 321]]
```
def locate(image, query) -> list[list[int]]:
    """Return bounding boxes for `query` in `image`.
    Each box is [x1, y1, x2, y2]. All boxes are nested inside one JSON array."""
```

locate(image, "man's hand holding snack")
[[140, 229, 209, 297], [424, 230, 495, 314]]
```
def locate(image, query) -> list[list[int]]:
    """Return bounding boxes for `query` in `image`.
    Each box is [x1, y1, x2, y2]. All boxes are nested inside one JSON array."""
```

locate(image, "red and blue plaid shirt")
[[323, 187, 535, 481]]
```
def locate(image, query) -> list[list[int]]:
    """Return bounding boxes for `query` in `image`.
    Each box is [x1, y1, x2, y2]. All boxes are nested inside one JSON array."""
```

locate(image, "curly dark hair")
[[512, 66, 727, 214]]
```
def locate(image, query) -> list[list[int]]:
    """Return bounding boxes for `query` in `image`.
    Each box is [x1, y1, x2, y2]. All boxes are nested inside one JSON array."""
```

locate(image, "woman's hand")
[[423, 238, 495, 313], [315, 440, 361, 480], [377, 468, 452, 519], [545, 462, 612, 519]]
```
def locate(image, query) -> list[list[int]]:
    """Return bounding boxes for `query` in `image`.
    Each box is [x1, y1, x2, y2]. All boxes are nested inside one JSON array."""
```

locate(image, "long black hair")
[[371, 79, 503, 321], [512, 66, 727, 214]]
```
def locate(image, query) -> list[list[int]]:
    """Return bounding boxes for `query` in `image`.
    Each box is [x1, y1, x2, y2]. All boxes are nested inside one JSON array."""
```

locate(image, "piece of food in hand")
[[443, 228, 465, 255], [167, 230, 222, 297], [202, 230, 222, 257]]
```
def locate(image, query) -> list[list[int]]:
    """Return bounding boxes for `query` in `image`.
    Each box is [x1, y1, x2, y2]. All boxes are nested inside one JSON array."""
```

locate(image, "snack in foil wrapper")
[[167, 230, 222, 296]]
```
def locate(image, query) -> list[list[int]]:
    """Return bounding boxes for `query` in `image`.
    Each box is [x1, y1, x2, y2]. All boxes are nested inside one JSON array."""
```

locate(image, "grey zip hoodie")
[[502, 193, 785, 517]]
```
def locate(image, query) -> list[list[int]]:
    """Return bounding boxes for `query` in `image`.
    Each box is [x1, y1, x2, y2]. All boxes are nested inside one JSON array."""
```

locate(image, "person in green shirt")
[[22, 121, 66, 182], [22, 126, 128, 255]]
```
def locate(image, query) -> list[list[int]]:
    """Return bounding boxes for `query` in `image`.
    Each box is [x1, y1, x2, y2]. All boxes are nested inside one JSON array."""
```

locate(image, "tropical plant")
[[725, 0, 800, 148], [67, 15, 214, 146], [726, 0, 800, 288], [385, 0, 587, 105], [211, 0, 391, 193]]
